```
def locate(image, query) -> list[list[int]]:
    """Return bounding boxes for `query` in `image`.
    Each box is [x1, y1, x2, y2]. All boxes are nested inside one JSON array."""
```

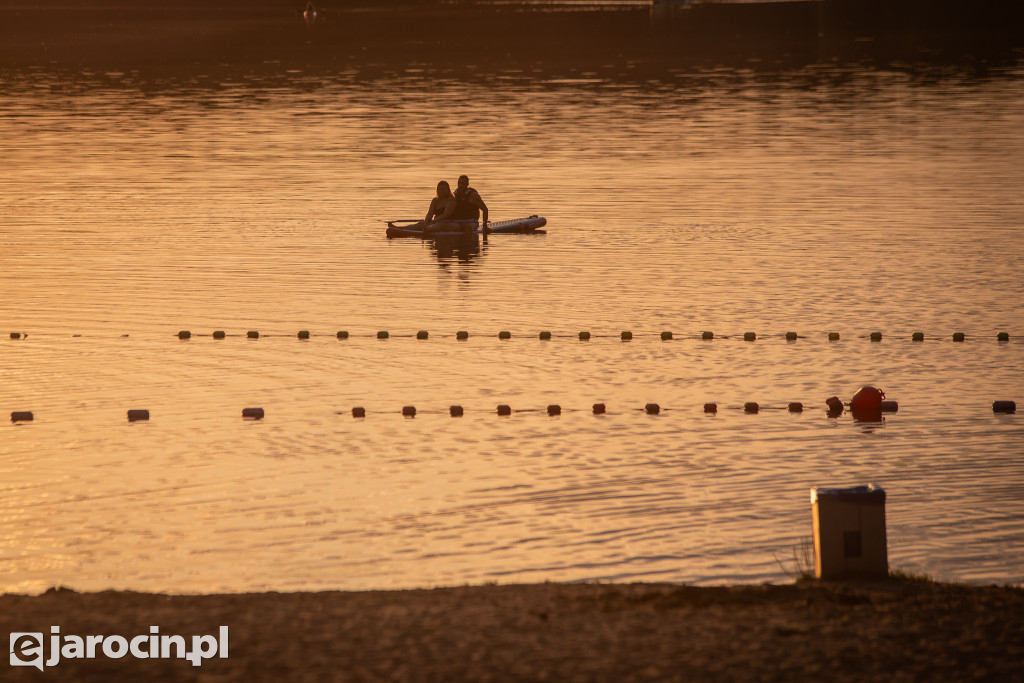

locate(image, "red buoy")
[[850, 386, 885, 413]]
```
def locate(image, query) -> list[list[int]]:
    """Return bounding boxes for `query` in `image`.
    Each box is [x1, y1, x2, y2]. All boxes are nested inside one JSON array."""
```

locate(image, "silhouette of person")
[[400, 181, 459, 235], [452, 175, 489, 230]]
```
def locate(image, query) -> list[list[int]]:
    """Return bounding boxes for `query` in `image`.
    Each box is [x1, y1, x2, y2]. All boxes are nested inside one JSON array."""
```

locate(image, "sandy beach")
[[3, 580, 1021, 681]]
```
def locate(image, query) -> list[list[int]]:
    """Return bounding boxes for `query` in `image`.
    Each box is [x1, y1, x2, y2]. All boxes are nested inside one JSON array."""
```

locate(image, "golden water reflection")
[[1, 7, 1023, 593]]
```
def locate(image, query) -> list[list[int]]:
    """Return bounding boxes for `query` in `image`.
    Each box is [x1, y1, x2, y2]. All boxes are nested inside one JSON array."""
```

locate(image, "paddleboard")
[[386, 216, 547, 238]]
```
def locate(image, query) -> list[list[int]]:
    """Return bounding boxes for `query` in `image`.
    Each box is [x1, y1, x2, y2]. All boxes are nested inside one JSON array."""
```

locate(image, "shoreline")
[[4, 580, 1022, 681]]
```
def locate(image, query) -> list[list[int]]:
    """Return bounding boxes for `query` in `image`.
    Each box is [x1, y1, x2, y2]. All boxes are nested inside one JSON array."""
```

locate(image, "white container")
[[811, 484, 888, 579]]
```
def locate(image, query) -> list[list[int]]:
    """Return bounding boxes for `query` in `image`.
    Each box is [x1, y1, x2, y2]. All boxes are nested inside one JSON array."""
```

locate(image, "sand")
[[2, 580, 1022, 681]]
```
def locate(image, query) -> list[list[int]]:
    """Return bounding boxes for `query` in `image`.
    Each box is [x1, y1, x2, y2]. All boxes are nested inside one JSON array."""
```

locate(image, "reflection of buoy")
[[621, 331, 632, 341], [744, 332, 756, 341], [870, 332, 882, 342], [352, 407, 365, 418], [826, 396, 844, 414], [880, 400, 899, 413], [645, 403, 660, 415], [953, 332, 965, 342], [702, 331, 714, 340], [337, 331, 349, 339], [744, 402, 759, 413], [127, 409, 150, 422], [993, 400, 1016, 414], [912, 332, 924, 341], [788, 402, 803, 412], [499, 331, 511, 340], [592, 403, 606, 414], [786, 332, 798, 341], [450, 405, 463, 417], [851, 386, 884, 413], [247, 331, 259, 339], [11, 411, 33, 422], [579, 331, 590, 341], [497, 404, 512, 416], [539, 331, 552, 340], [178, 330, 191, 340], [377, 331, 389, 339], [828, 332, 840, 341], [417, 331, 429, 340], [213, 331, 226, 339], [547, 404, 561, 416], [457, 331, 469, 340], [402, 406, 416, 417], [298, 330, 310, 339], [997, 332, 1009, 342], [242, 407, 264, 419], [704, 403, 717, 413]]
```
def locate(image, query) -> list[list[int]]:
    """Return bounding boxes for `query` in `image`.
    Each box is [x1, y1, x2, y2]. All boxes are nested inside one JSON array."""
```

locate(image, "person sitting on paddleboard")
[[407, 180, 458, 235], [453, 175, 489, 232]]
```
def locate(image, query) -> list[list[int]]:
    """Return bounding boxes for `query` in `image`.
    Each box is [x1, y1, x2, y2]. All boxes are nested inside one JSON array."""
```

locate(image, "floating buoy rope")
[[7, 330, 1019, 342], [8, 398, 1019, 423]]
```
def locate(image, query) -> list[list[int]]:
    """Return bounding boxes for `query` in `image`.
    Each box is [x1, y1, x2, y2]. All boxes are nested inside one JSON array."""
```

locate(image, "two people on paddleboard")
[[416, 175, 489, 235]]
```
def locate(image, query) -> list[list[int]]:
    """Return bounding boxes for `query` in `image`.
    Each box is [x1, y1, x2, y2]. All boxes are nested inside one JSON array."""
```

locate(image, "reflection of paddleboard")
[[385, 215, 547, 239]]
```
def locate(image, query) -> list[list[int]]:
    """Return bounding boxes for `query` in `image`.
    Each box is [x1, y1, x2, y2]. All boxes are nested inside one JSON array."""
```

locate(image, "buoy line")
[[9, 399, 1018, 424], [6, 330, 1017, 342]]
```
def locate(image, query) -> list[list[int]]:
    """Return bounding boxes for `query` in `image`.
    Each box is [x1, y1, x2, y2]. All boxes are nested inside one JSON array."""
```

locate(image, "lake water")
[[1, 3, 1023, 594]]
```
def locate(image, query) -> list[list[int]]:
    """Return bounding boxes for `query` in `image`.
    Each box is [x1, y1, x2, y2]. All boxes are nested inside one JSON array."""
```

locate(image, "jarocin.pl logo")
[[10, 626, 228, 671]]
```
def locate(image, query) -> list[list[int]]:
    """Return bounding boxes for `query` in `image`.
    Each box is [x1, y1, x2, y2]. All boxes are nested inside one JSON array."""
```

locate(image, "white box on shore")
[[811, 484, 888, 579]]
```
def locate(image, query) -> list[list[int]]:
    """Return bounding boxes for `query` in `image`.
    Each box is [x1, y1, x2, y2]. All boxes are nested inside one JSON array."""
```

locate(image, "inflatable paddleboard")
[[386, 216, 547, 239]]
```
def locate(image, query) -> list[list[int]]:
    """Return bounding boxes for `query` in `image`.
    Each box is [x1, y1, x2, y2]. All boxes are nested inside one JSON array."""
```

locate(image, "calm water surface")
[[1, 9, 1023, 593]]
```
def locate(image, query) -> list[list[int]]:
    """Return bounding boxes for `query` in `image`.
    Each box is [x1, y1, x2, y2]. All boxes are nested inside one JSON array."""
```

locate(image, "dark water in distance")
[[1, 4, 1023, 594]]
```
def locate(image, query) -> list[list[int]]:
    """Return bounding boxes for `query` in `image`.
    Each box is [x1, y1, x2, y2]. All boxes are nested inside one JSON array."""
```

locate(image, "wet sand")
[[3, 580, 1021, 681]]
